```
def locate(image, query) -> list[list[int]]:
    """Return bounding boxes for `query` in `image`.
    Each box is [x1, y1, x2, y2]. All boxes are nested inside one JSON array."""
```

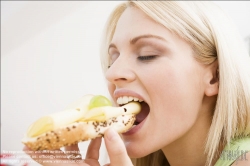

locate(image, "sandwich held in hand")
[[22, 94, 141, 150]]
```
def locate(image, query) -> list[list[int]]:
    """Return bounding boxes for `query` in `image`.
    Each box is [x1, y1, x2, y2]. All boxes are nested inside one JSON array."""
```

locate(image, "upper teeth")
[[117, 96, 143, 105]]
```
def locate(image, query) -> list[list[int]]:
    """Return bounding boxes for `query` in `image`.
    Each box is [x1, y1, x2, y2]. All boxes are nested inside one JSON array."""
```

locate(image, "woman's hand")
[[103, 128, 133, 166], [23, 128, 133, 166]]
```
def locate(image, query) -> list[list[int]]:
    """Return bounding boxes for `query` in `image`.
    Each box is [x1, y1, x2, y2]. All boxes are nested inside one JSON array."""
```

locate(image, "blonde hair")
[[100, 1, 250, 166]]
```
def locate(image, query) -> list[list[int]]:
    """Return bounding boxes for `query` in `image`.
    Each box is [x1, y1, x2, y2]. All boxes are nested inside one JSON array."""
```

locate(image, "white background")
[[1, 1, 250, 166]]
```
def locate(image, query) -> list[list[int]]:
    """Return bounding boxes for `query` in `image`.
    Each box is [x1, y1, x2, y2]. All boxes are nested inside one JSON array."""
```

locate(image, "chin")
[[124, 142, 151, 158], [127, 151, 149, 158]]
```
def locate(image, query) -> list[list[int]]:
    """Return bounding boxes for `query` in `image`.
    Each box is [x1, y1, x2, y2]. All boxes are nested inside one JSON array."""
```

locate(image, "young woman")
[[24, 1, 250, 166]]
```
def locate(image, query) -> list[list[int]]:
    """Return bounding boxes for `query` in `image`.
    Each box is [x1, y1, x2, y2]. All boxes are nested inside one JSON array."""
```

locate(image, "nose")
[[105, 56, 136, 86]]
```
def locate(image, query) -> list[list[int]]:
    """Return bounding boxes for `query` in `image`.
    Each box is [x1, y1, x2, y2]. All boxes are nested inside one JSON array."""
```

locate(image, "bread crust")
[[22, 114, 136, 150]]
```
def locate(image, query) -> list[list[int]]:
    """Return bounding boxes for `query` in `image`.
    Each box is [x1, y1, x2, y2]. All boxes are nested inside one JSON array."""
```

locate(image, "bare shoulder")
[[231, 151, 250, 166]]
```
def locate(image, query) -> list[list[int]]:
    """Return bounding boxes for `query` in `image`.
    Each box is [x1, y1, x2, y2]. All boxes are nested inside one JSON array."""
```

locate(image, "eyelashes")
[[108, 55, 157, 68], [137, 55, 157, 61]]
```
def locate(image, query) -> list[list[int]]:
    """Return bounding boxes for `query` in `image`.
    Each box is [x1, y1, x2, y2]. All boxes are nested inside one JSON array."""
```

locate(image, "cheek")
[[148, 61, 204, 110], [144, 63, 205, 138], [146, 67, 195, 100]]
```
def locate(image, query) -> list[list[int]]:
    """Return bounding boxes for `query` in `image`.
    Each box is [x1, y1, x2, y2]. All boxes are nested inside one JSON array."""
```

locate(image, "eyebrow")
[[130, 34, 167, 44], [108, 34, 167, 51]]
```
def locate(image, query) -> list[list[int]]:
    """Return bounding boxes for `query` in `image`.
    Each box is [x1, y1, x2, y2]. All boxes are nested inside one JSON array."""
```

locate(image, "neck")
[[162, 97, 218, 166]]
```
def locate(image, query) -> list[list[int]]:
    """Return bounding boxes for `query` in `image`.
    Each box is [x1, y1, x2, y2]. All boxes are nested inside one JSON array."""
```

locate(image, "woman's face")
[[105, 7, 211, 158]]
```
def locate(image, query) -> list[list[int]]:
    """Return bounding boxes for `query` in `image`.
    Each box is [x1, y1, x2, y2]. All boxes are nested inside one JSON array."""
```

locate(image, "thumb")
[[104, 128, 133, 166]]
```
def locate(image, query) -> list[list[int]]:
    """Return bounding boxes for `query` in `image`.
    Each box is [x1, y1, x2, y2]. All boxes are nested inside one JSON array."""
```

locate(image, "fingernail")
[[106, 128, 119, 141]]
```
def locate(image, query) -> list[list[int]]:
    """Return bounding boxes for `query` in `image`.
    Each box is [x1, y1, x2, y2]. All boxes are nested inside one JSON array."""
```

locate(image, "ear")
[[204, 60, 219, 97]]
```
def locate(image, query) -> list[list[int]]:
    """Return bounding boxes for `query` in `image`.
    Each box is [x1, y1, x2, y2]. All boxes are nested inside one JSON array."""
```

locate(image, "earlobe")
[[205, 79, 219, 97], [204, 61, 219, 97]]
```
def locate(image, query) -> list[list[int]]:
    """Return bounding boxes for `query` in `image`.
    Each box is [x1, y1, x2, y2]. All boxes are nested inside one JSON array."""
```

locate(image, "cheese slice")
[[81, 102, 141, 121], [27, 95, 93, 137], [27, 109, 85, 137]]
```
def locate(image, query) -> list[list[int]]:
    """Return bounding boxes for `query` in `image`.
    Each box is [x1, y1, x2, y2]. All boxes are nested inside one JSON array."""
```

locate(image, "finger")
[[104, 128, 133, 166], [85, 137, 102, 160], [64, 144, 82, 160], [65, 144, 80, 152]]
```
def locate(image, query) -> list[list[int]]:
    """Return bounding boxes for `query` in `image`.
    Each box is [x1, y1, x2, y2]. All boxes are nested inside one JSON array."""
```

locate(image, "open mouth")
[[133, 101, 150, 125], [117, 96, 150, 127]]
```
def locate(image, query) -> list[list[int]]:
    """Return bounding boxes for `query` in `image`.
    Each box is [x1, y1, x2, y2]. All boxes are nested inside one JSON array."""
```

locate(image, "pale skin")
[[23, 6, 249, 166]]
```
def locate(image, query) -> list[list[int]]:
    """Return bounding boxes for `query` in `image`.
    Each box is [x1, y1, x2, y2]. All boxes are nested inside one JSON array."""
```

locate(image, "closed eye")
[[137, 55, 157, 61]]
